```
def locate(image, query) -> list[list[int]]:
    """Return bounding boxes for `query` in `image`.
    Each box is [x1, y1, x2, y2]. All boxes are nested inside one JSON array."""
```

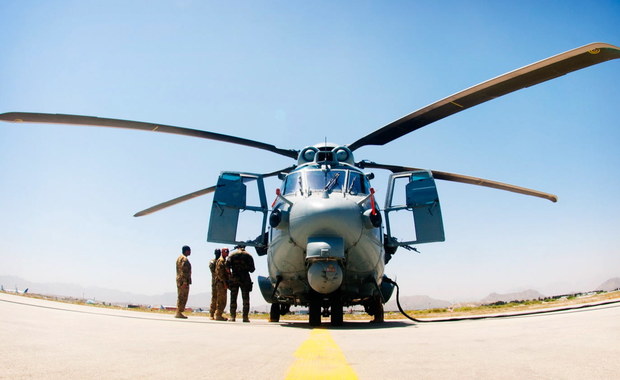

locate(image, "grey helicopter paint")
[[206, 142, 445, 325], [1, 42, 619, 326]]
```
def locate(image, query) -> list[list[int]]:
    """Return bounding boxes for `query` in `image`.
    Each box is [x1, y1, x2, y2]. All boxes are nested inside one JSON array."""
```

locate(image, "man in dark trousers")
[[175, 245, 192, 319], [226, 245, 255, 322]]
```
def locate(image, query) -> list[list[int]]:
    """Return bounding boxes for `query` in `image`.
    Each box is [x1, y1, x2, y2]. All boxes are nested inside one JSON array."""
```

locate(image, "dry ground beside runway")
[[9, 289, 620, 321]]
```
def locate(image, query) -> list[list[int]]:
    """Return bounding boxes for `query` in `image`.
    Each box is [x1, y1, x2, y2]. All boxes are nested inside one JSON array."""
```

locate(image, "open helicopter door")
[[384, 170, 445, 245], [207, 172, 268, 247]]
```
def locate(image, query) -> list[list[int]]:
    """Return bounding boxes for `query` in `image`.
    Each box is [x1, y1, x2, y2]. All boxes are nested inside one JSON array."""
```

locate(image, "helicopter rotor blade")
[[358, 161, 557, 202], [133, 165, 296, 217], [133, 186, 217, 217], [0, 112, 299, 160], [348, 42, 620, 151]]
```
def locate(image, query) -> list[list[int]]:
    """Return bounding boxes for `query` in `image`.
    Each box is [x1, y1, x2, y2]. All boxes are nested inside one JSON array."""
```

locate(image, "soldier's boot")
[[209, 313, 214, 320], [215, 313, 228, 321], [242, 304, 250, 322], [230, 313, 236, 322], [175, 312, 187, 319]]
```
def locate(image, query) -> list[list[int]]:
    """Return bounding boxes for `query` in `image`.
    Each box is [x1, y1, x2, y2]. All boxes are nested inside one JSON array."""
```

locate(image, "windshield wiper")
[[324, 173, 341, 191], [347, 176, 358, 193]]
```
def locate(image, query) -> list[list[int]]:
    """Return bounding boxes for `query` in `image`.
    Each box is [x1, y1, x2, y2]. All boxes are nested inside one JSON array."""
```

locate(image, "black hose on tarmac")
[[384, 277, 620, 323]]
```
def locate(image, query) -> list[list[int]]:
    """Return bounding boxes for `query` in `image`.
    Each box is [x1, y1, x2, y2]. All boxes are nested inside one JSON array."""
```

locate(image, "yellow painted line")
[[285, 329, 358, 380]]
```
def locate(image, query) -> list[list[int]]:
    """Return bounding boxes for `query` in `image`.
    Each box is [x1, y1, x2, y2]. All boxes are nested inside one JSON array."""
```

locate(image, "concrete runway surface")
[[1, 292, 619, 379]]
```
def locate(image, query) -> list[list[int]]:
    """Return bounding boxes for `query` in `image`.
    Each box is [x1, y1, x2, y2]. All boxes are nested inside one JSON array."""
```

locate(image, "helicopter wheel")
[[330, 296, 343, 326], [269, 303, 280, 322], [369, 295, 384, 323], [309, 295, 322, 327]]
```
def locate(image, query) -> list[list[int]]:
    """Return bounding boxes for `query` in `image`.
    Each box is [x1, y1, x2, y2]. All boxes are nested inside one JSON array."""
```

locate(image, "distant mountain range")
[[0, 275, 210, 307], [480, 289, 545, 304], [2, 275, 618, 311], [385, 295, 452, 311], [596, 277, 620, 291]]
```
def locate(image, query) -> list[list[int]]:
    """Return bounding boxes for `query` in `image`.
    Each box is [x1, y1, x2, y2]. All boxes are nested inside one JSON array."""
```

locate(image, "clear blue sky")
[[1, 0, 618, 302]]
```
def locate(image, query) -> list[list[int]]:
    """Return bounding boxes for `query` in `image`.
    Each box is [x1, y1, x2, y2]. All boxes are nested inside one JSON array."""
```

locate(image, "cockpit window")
[[282, 172, 303, 195], [347, 171, 369, 195], [283, 170, 370, 195], [306, 170, 346, 192]]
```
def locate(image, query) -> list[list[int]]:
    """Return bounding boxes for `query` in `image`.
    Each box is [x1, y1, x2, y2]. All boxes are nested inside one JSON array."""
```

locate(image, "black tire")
[[330, 297, 343, 326], [269, 303, 280, 322], [309, 296, 321, 327], [370, 296, 384, 323]]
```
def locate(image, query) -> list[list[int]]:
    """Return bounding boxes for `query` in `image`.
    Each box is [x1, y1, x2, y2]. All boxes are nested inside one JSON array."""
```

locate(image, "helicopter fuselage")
[[267, 162, 385, 307], [208, 143, 442, 325]]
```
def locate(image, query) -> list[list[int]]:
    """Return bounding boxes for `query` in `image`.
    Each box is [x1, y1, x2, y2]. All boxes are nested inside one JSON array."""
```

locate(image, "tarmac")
[[1, 292, 619, 379]]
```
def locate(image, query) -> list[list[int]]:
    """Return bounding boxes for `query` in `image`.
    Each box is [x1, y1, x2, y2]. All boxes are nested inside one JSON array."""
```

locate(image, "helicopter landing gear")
[[330, 296, 343, 326], [365, 295, 384, 323], [308, 291, 343, 327], [371, 301, 384, 323], [309, 294, 322, 327], [269, 303, 280, 322], [269, 303, 290, 322]]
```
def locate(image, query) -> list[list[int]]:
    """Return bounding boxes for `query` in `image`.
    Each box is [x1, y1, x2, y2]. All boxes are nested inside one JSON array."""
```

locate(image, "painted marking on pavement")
[[285, 328, 358, 380]]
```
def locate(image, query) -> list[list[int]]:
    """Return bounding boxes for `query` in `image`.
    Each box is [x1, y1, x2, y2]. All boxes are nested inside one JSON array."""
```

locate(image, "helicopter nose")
[[288, 197, 362, 294], [288, 197, 363, 246]]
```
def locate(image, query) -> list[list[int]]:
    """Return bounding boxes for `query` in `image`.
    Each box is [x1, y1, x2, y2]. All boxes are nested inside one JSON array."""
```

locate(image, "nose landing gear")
[[308, 290, 344, 327], [309, 293, 322, 326], [330, 297, 343, 326]]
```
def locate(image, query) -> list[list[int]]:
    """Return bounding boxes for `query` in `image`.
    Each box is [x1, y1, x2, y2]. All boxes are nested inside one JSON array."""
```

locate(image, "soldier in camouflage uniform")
[[214, 248, 230, 321], [208, 249, 221, 319], [175, 245, 192, 319], [226, 245, 255, 322]]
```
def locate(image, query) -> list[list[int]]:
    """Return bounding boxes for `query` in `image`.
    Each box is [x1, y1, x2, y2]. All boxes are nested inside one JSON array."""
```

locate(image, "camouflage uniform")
[[214, 255, 230, 320], [176, 254, 192, 315], [209, 258, 218, 318], [226, 247, 255, 322]]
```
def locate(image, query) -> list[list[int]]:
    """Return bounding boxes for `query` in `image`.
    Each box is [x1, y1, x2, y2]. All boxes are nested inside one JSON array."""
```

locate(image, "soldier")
[[226, 245, 255, 322], [208, 248, 221, 319], [214, 247, 230, 321], [175, 245, 192, 319]]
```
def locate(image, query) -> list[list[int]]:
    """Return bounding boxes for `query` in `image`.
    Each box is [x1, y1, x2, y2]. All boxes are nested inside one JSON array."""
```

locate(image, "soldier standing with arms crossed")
[[227, 245, 255, 322], [214, 247, 230, 321], [208, 249, 221, 320], [175, 245, 192, 319]]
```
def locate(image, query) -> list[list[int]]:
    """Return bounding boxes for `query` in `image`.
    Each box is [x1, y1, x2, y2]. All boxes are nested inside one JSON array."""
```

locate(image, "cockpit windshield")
[[282, 169, 370, 196], [346, 171, 368, 195], [282, 172, 303, 195], [306, 170, 346, 192]]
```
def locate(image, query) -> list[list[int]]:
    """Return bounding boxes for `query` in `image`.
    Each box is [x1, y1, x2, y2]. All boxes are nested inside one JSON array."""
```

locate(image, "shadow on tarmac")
[[278, 319, 415, 330]]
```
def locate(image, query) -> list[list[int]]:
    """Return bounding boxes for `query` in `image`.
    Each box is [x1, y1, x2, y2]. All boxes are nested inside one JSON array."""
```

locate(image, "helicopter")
[[1, 42, 618, 326]]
